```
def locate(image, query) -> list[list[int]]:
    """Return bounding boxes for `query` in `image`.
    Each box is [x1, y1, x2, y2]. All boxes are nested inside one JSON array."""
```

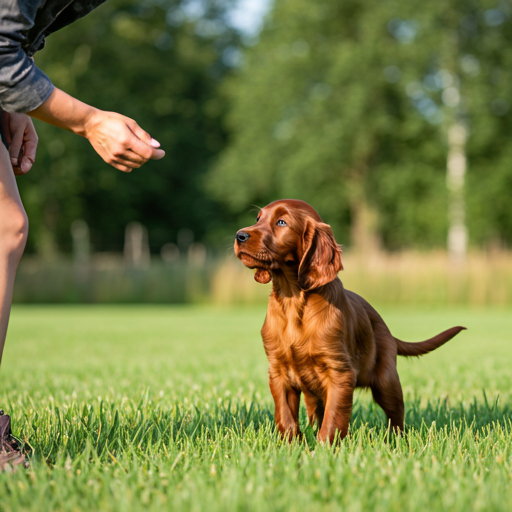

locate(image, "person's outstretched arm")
[[28, 88, 165, 173]]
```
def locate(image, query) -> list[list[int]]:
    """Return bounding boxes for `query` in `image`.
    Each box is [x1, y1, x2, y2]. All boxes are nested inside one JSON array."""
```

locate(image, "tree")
[[208, 0, 512, 251], [20, 0, 240, 255]]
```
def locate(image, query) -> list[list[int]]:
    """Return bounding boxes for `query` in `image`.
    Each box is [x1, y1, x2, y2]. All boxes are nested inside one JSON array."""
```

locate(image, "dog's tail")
[[395, 326, 466, 357]]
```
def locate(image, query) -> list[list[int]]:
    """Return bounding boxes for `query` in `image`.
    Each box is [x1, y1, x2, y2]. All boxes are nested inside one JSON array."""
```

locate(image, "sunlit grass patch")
[[0, 305, 511, 511]]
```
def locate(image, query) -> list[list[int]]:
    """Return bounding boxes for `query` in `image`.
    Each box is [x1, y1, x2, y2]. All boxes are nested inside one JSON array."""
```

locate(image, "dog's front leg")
[[304, 391, 324, 428], [269, 372, 301, 441], [317, 371, 356, 444]]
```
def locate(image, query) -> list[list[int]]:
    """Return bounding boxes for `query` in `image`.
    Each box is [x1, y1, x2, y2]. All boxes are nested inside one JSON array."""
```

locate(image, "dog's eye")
[[256, 217, 261, 223], [276, 219, 287, 227]]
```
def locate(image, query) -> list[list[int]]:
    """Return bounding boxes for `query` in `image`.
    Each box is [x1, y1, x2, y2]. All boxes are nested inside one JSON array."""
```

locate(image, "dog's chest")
[[263, 299, 336, 393]]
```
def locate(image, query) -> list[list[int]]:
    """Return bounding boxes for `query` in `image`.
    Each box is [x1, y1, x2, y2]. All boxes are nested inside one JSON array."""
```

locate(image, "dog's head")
[[234, 199, 343, 291]]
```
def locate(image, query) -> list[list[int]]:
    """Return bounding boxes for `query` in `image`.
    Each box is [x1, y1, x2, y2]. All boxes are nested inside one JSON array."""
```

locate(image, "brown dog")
[[235, 199, 465, 443]]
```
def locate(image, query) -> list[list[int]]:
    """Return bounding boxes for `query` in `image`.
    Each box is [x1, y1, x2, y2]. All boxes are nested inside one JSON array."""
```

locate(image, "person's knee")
[[0, 207, 29, 261], [11, 209, 29, 258]]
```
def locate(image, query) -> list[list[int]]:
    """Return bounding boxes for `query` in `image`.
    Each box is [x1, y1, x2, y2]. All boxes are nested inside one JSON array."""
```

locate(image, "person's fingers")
[[125, 134, 156, 161], [116, 157, 142, 169], [121, 139, 165, 161], [110, 145, 146, 166], [8, 127, 24, 167], [125, 122, 165, 160], [20, 156, 34, 174], [113, 162, 133, 173], [110, 157, 137, 172], [112, 141, 164, 164], [118, 150, 147, 165], [19, 122, 38, 173], [149, 148, 165, 160], [128, 121, 162, 149], [129, 122, 153, 146], [24, 120, 38, 159]]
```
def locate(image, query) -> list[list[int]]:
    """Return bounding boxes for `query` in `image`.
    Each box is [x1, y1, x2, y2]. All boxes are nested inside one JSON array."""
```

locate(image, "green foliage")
[[1, 305, 511, 510], [21, 0, 240, 254], [14, 0, 512, 253], [209, 0, 512, 249]]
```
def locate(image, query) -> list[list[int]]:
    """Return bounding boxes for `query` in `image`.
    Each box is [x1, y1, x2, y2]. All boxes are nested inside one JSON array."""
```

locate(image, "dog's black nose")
[[236, 231, 250, 243]]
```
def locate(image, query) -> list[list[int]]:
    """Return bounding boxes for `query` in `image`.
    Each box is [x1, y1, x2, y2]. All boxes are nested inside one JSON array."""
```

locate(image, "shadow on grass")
[[350, 392, 511, 432], [23, 394, 511, 465]]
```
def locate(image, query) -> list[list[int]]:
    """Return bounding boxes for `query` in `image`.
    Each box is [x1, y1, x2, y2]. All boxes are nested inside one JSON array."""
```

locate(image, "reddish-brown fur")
[[235, 199, 466, 443]]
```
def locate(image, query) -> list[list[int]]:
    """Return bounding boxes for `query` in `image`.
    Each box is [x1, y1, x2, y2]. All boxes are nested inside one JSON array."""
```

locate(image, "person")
[[0, 0, 165, 467]]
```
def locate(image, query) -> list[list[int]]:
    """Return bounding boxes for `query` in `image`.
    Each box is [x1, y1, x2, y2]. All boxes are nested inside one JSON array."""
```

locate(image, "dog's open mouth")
[[235, 246, 273, 284], [237, 252, 273, 284], [237, 251, 271, 269]]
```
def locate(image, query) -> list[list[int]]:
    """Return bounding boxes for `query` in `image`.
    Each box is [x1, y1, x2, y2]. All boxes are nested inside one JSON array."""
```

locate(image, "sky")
[[227, 0, 272, 35]]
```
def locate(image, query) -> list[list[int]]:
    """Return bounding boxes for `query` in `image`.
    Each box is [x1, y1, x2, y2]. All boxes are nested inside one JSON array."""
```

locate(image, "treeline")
[[22, 0, 512, 255]]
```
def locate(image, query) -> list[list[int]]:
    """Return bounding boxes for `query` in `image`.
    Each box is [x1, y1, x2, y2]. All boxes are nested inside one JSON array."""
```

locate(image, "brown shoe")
[[0, 411, 28, 470]]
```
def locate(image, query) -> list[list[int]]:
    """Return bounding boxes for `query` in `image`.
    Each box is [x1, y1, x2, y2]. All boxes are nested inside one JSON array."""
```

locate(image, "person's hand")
[[28, 88, 165, 172], [83, 110, 165, 172], [3, 112, 38, 176]]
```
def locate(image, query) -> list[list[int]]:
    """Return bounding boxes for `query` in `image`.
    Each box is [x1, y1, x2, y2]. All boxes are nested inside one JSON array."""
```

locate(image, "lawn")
[[1, 305, 511, 511]]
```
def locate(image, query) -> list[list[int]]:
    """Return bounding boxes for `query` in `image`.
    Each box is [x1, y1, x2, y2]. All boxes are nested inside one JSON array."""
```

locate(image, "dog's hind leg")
[[370, 367, 405, 433]]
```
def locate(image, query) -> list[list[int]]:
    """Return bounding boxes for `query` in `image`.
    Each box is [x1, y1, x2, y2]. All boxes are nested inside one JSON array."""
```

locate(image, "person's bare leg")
[[0, 143, 28, 365]]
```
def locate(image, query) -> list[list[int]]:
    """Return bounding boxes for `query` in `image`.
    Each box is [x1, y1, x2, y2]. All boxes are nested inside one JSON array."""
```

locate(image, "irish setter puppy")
[[235, 199, 465, 443]]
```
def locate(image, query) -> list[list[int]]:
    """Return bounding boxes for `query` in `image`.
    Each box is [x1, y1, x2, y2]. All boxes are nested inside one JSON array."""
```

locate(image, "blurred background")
[[14, 0, 512, 307]]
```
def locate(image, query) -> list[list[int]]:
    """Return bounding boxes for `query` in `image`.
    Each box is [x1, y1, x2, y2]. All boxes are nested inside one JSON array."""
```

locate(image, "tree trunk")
[[446, 122, 468, 263], [37, 201, 59, 259], [348, 175, 381, 255]]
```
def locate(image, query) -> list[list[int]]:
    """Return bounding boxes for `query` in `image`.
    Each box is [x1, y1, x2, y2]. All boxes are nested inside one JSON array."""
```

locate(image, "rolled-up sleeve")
[[0, 2, 54, 113]]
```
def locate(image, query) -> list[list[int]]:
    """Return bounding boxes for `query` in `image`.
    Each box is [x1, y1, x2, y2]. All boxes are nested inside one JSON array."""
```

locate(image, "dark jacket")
[[0, 0, 107, 113]]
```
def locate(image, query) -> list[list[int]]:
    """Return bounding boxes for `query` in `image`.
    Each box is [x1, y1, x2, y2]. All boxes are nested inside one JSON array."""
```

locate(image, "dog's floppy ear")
[[298, 219, 343, 291], [254, 269, 271, 284]]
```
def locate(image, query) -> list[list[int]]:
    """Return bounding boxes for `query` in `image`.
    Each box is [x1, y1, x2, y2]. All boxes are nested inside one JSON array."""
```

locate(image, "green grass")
[[1, 305, 511, 511]]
